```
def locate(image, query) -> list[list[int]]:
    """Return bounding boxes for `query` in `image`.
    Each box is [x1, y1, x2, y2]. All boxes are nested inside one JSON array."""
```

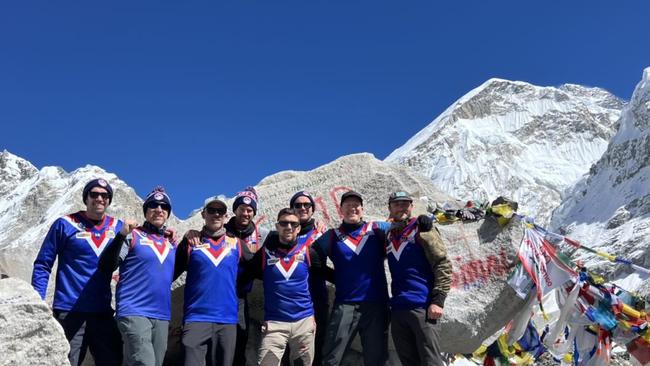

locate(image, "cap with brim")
[[389, 191, 413, 203], [340, 190, 363, 205], [204, 199, 227, 210]]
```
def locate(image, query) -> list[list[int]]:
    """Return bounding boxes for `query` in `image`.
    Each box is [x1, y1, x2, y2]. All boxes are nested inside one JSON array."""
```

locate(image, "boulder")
[[436, 215, 526, 353], [0, 277, 69, 366]]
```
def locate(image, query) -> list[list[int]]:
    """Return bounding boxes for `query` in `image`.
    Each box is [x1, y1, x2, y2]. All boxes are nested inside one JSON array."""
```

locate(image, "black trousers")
[[183, 322, 237, 366], [233, 296, 249, 366], [390, 308, 444, 366], [321, 302, 389, 366], [312, 301, 329, 365], [53, 310, 122, 366]]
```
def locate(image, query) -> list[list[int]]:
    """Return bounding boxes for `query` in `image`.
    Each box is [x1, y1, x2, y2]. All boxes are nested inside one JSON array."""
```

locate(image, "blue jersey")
[[387, 218, 434, 310], [183, 234, 241, 324], [116, 227, 176, 320], [32, 212, 122, 312], [298, 228, 328, 305], [262, 240, 313, 322], [317, 221, 390, 303]]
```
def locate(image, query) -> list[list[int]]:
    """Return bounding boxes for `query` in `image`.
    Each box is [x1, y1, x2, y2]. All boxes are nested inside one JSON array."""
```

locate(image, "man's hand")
[[165, 227, 179, 243], [184, 230, 202, 247], [427, 304, 443, 320], [417, 214, 433, 232], [314, 220, 327, 233], [120, 219, 138, 236]]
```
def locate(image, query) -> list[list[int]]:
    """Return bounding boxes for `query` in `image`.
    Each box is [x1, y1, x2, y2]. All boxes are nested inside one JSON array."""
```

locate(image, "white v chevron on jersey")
[[265, 247, 306, 280], [137, 232, 171, 264], [197, 237, 237, 268], [335, 222, 374, 255], [62, 215, 117, 257], [387, 230, 417, 261]]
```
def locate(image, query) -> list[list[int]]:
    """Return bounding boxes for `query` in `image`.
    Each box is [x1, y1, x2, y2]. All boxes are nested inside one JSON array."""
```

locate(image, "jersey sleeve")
[[173, 237, 191, 280], [374, 220, 391, 233], [31, 219, 66, 300], [312, 229, 331, 259], [97, 232, 129, 274]]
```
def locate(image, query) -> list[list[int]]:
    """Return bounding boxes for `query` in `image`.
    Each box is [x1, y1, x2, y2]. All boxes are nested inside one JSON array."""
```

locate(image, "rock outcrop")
[[0, 277, 70, 366]]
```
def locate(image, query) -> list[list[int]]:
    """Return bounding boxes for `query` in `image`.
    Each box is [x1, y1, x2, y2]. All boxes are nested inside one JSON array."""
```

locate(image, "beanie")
[[82, 178, 113, 204], [233, 186, 258, 215], [143, 186, 172, 216]]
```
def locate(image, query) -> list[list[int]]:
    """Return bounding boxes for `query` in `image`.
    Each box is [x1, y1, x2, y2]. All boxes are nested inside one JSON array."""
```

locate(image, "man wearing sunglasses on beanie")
[[32, 178, 124, 366], [241, 208, 326, 365], [99, 186, 178, 366], [174, 198, 242, 366], [313, 190, 434, 366], [385, 191, 451, 366], [224, 187, 269, 365]]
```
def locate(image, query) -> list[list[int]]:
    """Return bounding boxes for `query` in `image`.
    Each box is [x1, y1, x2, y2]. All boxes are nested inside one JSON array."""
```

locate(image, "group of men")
[[31, 179, 452, 366]]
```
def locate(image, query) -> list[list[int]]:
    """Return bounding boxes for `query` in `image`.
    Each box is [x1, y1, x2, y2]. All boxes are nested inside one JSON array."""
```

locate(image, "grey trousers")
[[321, 302, 388, 366], [54, 310, 122, 366], [117, 316, 169, 366], [390, 308, 444, 366], [182, 322, 237, 366]]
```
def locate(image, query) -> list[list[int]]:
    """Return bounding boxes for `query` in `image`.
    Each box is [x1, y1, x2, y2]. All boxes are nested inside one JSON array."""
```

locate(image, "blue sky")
[[1, 1, 649, 218]]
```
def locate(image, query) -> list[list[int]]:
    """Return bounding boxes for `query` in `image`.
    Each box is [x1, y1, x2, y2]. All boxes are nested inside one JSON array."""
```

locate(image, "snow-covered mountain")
[[0, 151, 148, 281], [550, 68, 650, 284], [386, 79, 624, 225]]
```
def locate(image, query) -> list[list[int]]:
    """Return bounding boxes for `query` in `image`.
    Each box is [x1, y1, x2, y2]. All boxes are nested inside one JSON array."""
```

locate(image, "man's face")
[[341, 198, 363, 224], [235, 204, 255, 227], [144, 202, 169, 228], [276, 213, 300, 243], [292, 197, 314, 223], [389, 200, 413, 222], [202, 204, 227, 232], [85, 187, 110, 216]]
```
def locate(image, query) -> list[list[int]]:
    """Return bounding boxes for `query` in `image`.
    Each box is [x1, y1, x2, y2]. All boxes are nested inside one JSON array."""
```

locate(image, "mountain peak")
[[386, 78, 623, 225], [0, 151, 38, 195], [610, 68, 650, 146]]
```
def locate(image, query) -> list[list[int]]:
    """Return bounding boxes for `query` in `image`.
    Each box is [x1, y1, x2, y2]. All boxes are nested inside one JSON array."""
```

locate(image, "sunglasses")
[[205, 207, 227, 216], [88, 191, 110, 200], [145, 202, 171, 212], [277, 221, 300, 229], [293, 202, 313, 209]]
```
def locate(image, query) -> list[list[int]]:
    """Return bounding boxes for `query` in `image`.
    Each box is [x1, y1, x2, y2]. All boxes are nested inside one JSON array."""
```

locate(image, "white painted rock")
[[437, 215, 526, 354]]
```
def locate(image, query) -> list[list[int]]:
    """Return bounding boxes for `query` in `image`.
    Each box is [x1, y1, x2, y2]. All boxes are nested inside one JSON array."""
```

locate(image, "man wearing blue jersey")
[[386, 191, 451, 366], [242, 208, 325, 366], [99, 186, 177, 366], [290, 191, 328, 365], [175, 198, 241, 366], [315, 190, 434, 366], [314, 191, 392, 366], [32, 178, 123, 366]]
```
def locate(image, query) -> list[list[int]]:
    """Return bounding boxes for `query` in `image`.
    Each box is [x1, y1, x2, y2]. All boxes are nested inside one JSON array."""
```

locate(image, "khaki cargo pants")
[[258, 315, 315, 366]]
